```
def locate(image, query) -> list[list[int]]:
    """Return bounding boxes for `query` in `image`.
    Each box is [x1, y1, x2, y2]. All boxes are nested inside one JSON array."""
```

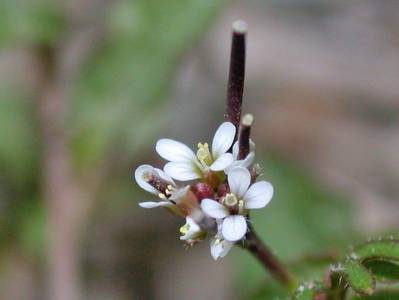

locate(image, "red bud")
[[192, 182, 214, 202]]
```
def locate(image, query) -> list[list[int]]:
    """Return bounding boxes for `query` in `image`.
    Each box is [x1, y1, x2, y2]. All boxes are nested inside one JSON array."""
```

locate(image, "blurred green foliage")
[[1, 0, 397, 299], [0, 0, 63, 46], [0, 0, 224, 260], [71, 0, 225, 169]]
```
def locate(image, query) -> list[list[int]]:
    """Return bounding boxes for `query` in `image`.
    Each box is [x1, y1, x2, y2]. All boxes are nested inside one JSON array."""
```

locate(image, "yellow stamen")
[[179, 224, 190, 235], [196, 142, 213, 166], [238, 199, 245, 214]]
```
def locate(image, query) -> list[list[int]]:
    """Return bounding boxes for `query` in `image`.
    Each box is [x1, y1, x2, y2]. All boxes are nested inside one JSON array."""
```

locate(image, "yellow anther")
[[238, 199, 244, 208], [196, 142, 212, 166], [158, 193, 166, 199], [179, 224, 190, 235], [238, 199, 245, 214]]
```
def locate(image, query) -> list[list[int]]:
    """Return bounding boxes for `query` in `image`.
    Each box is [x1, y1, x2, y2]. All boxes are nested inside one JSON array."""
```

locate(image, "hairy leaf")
[[343, 259, 376, 295], [355, 240, 399, 262]]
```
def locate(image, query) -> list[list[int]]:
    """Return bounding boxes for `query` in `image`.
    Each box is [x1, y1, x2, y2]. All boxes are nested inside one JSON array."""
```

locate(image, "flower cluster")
[[134, 121, 273, 260]]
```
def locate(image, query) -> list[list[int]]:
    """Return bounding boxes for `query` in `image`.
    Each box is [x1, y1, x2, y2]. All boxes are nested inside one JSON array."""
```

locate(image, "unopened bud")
[[192, 182, 214, 202]]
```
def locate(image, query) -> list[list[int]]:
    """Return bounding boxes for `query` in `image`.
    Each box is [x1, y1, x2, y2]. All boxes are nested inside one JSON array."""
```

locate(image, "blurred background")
[[1, 0, 399, 299]]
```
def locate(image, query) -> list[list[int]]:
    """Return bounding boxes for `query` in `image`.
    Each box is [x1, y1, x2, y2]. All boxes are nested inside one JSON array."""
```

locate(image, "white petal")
[[153, 168, 175, 185], [134, 165, 158, 194], [164, 162, 200, 181], [180, 217, 202, 240], [232, 140, 255, 159], [232, 141, 239, 158], [222, 215, 247, 242], [244, 181, 274, 209], [227, 167, 251, 198], [225, 152, 255, 174], [240, 151, 255, 168], [210, 153, 234, 171], [201, 199, 229, 219], [212, 122, 236, 159], [210, 238, 220, 260], [156, 139, 196, 162], [210, 238, 234, 260], [138, 201, 171, 208], [186, 216, 200, 229]]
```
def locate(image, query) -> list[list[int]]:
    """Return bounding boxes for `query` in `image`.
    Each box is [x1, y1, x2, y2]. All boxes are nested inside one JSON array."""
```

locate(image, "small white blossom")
[[134, 164, 187, 215], [135, 164, 175, 195], [179, 216, 205, 242], [210, 220, 234, 260], [201, 166, 273, 242], [155, 122, 236, 181]]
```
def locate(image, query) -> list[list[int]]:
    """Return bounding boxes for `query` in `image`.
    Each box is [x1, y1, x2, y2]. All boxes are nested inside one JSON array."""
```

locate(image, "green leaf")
[[355, 240, 399, 262], [70, 0, 225, 169], [351, 290, 399, 300], [343, 259, 376, 295], [364, 260, 399, 282]]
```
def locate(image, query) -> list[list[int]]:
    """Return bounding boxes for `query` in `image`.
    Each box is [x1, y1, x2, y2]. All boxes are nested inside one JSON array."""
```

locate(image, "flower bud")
[[192, 182, 214, 202]]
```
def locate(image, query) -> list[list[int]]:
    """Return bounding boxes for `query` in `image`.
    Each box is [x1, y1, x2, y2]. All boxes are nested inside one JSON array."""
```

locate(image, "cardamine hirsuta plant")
[[134, 21, 399, 299]]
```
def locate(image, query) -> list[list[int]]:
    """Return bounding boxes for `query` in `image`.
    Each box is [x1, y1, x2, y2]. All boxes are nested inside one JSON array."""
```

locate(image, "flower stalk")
[[225, 21, 296, 289], [225, 20, 247, 131], [133, 19, 296, 290]]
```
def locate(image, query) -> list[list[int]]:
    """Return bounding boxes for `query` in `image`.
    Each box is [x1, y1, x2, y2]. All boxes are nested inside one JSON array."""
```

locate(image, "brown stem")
[[37, 44, 82, 300], [225, 20, 247, 131], [240, 223, 296, 289], [237, 114, 253, 159], [36, 11, 106, 299]]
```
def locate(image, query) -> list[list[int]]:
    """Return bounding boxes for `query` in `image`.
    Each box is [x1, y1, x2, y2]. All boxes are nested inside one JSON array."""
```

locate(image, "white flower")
[[135, 165, 174, 194], [134, 164, 178, 209], [179, 216, 205, 242], [224, 140, 256, 173], [156, 122, 236, 181], [201, 167, 273, 242], [210, 220, 234, 260]]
